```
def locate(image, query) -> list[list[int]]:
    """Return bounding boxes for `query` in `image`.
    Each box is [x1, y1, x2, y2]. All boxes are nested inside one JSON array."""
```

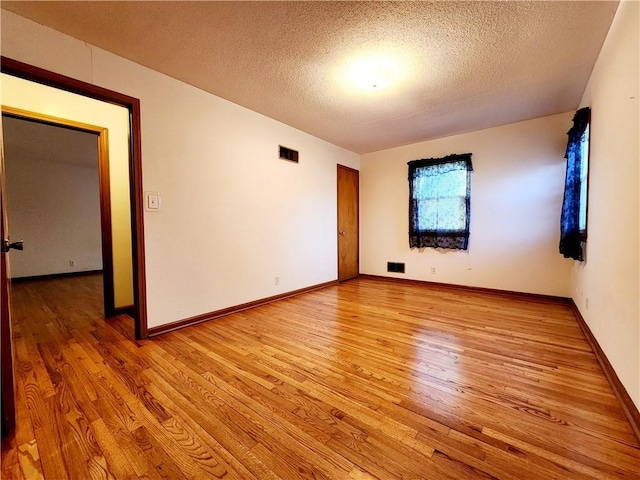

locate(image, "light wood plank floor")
[[1, 274, 639, 479]]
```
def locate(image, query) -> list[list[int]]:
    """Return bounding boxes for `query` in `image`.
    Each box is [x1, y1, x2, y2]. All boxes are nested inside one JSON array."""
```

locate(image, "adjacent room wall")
[[360, 112, 574, 297], [1, 10, 360, 328], [4, 118, 102, 278], [1, 74, 134, 308], [572, 1, 639, 408]]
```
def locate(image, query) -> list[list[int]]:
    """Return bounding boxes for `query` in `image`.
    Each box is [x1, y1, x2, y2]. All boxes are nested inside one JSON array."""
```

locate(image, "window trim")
[[578, 122, 590, 242], [408, 153, 473, 251]]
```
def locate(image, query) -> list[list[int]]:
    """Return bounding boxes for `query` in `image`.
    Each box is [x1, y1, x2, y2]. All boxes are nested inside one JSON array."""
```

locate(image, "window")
[[578, 123, 590, 233], [408, 153, 473, 250], [560, 107, 590, 261]]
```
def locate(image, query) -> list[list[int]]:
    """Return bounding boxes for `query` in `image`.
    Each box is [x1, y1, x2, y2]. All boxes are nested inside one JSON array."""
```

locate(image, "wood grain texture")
[[2, 273, 639, 479], [337, 165, 359, 281], [571, 300, 640, 442]]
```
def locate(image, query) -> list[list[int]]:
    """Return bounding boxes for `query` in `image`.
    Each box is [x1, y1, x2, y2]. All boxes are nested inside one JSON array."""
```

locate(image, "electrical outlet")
[[274, 276, 280, 285], [430, 267, 436, 274], [69, 260, 75, 267]]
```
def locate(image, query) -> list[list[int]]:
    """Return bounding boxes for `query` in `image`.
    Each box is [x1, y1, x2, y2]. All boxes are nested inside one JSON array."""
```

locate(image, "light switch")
[[145, 192, 161, 211]]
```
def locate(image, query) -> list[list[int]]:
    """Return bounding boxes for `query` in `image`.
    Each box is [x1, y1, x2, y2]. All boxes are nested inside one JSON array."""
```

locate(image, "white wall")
[[0, 10, 359, 328], [4, 120, 102, 278], [1, 74, 134, 309], [573, 1, 640, 408], [360, 113, 574, 297]]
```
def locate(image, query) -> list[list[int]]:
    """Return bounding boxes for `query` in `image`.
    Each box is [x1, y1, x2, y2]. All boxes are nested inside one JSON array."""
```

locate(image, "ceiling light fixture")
[[348, 57, 398, 91]]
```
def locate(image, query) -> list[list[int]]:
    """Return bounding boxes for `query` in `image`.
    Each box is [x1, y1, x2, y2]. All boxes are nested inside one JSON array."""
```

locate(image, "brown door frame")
[[337, 164, 359, 281], [1, 56, 148, 340], [2, 106, 119, 316]]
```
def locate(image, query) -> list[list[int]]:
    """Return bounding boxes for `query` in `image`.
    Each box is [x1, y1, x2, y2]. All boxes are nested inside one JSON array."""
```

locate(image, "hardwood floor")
[[1, 274, 639, 479]]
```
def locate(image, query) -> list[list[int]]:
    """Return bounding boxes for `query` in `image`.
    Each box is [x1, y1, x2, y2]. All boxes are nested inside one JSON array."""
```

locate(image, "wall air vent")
[[279, 145, 299, 163], [387, 262, 405, 273]]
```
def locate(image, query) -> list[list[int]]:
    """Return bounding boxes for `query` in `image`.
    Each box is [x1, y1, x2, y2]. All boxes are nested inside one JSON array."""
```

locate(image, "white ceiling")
[[2, 116, 98, 167], [2, 1, 619, 154]]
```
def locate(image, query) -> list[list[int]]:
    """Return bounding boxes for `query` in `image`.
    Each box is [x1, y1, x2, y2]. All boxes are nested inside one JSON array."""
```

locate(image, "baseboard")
[[11, 270, 103, 282], [148, 280, 339, 337], [358, 274, 571, 304], [570, 300, 640, 442]]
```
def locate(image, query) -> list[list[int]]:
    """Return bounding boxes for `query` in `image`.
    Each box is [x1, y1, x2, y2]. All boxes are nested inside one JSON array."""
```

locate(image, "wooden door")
[[1, 119, 16, 437], [337, 165, 359, 281]]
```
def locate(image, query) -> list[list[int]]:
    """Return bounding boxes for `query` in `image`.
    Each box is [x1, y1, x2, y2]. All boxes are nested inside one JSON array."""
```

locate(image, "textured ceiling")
[[2, 1, 618, 154], [3, 116, 98, 167]]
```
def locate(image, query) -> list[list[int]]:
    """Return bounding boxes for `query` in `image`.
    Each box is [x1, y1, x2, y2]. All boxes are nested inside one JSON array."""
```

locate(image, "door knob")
[[2, 239, 23, 253], [339, 231, 345, 236]]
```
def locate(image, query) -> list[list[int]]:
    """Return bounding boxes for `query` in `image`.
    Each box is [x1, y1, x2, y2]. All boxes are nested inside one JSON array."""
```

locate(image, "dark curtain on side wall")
[[559, 107, 590, 261]]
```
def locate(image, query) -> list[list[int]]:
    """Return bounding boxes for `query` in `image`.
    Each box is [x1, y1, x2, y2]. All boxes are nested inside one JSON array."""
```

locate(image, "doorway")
[[1, 56, 148, 438], [337, 164, 359, 281], [0, 56, 147, 335], [2, 109, 119, 316]]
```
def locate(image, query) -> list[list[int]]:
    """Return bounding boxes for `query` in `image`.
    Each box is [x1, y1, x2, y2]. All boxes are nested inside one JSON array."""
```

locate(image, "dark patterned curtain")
[[408, 153, 473, 250], [560, 107, 590, 261]]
